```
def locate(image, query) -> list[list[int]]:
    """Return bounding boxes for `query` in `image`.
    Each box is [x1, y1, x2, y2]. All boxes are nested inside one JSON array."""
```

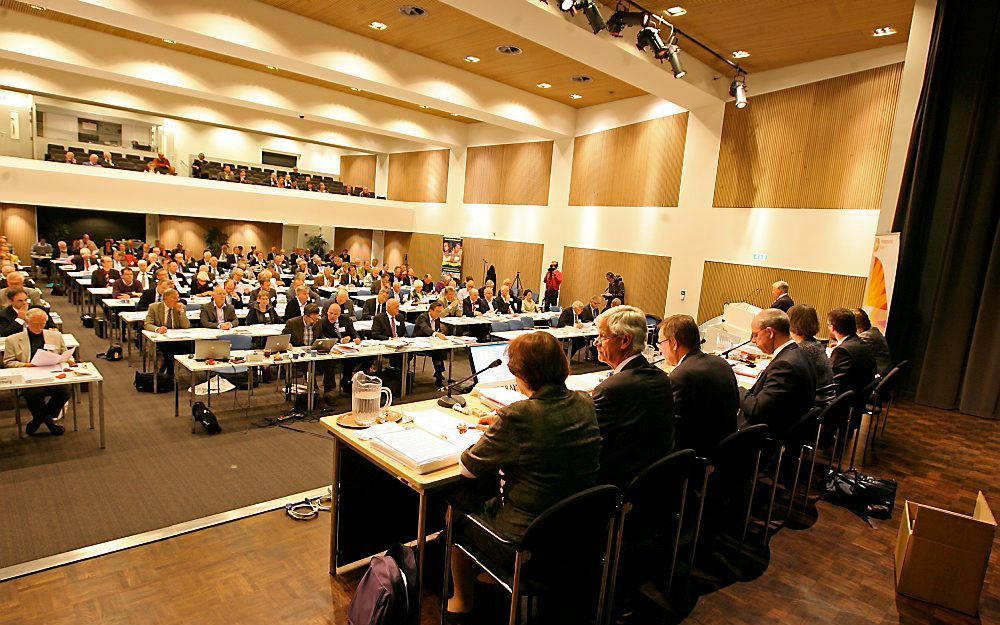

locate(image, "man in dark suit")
[[558, 300, 590, 357], [362, 288, 390, 320], [371, 299, 406, 367], [592, 305, 674, 487], [413, 300, 449, 386], [322, 288, 356, 320], [492, 285, 520, 314], [740, 309, 816, 438], [769, 280, 794, 312], [281, 303, 324, 347], [659, 314, 739, 455], [72, 249, 96, 272], [320, 302, 371, 399], [199, 286, 239, 330], [827, 307, 878, 418], [136, 277, 173, 312], [91, 256, 120, 288], [581, 296, 602, 323], [283, 285, 317, 322], [462, 288, 490, 342]]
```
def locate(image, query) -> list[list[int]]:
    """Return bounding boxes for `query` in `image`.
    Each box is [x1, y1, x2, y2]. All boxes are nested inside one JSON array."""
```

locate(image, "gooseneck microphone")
[[722, 338, 752, 358], [437, 358, 503, 408]]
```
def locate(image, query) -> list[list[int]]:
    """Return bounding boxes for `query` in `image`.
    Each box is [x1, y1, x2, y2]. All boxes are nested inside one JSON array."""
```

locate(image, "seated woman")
[[245, 289, 280, 325], [446, 332, 601, 619], [788, 304, 834, 400], [520, 289, 538, 313]]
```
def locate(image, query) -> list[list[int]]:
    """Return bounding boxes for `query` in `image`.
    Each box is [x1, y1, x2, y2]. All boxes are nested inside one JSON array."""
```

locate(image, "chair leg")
[[737, 451, 761, 559], [686, 466, 711, 594], [439, 506, 454, 625], [785, 447, 805, 522], [603, 511, 627, 625], [880, 397, 894, 438], [596, 518, 616, 625], [666, 480, 688, 596], [763, 446, 783, 546], [508, 552, 522, 625]]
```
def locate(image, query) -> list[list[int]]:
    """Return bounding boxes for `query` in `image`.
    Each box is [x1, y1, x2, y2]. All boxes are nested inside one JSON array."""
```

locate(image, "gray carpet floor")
[[0, 286, 478, 568]]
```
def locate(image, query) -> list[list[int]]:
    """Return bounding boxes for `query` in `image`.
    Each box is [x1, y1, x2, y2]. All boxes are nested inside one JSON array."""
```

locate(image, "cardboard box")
[[895, 492, 996, 615]]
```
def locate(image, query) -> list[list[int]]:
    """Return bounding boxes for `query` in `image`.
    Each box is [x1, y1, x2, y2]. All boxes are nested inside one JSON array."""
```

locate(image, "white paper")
[[373, 428, 459, 465], [475, 386, 528, 408], [30, 347, 75, 367], [409, 410, 483, 449]]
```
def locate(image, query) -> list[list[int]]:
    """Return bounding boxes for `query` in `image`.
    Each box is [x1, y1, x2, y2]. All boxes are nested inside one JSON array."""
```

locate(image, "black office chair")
[[441, 484, 620, 625], [818, 390, 857, 476], [780, 406, 823, 521], [849, 377, 880, 469], [707, 424, 769, 557], [861, 360, 908, 465], [606, 449, 696, 621]]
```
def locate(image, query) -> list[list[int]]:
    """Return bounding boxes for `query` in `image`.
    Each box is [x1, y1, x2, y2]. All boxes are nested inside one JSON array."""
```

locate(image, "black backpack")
[[134, 371, 174, 393], [80, 313, 94, 328], [192, 401, 222, 434], [348, 544, 418, 625], [97, 344, 123, 361], [824, 469, 897, 522]]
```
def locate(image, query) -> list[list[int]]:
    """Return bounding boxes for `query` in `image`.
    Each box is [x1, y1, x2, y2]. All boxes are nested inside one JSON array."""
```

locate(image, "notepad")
[[370, 428, 463, 474], [475, 386, 528, 409]]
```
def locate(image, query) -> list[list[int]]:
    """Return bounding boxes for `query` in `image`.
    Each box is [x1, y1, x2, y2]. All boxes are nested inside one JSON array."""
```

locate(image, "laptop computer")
[[193, 339, 231, 361], [466, 343, 516, 390], [311, 338, 338, 353], [264, 334, 291, 353]]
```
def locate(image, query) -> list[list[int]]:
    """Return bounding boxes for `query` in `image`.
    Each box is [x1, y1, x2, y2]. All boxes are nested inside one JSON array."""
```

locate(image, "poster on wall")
[[442, 237, 463, 278], [862, 233, 900, 335]]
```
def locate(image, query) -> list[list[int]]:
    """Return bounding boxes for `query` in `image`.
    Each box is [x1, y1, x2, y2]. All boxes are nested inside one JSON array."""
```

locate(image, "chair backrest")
[[521, 485, 620, 568], [404, 322, 415, 337], [216, 333, 253, 350], [186, 301, 202, 311], [625, 449, 697, 515], [507, 318, 524, 331], [817, 390, 855, 432], [784, 405, 822, 446], [358, 288, 372, 297], [709, 424, 769, 484], [549, 306, 562, 313], [490, 321, 510, 332], [875, 360, 908, 398]]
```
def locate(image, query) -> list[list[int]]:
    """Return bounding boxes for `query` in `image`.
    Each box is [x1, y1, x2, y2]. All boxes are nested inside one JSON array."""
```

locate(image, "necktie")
[[390, 315, 397, 338], [167, 308, 173, 329]]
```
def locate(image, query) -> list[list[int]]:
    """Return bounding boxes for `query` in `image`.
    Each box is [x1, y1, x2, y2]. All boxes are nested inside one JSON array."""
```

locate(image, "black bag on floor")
[[94, 318, 107, 339], [192, 401, 222, 434], [81, 313, 94, 328], [823, 469, 897, 520], [51, 284, 65, 296], [347, 543, 418, 625], [134, 371, 174, 393], [96, 344, 123, 361]]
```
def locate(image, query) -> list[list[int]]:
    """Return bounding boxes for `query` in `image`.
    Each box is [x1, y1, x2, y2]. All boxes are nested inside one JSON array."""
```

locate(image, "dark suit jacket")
[[580, 304, 601, 324], [462, 297, 490, 317], [199, 302, 239, 329], [362, 298, 387, 320], [741, 342, 816, 438], [557, 308, 582, 328], [321, 314, 359, 341], [771, 294, 794, 312], [669, 351, 740, 455], [0, 305, 55, 336], [167, 272, 188, 287], [592, 355, 675, 488], [413, 312, 447, 337], [281, 317, 325, 347], [73, 256, 97, 272], [224, 294, 244, 310], [370, 311, 406, 340], [91, 267, 121, 288], [322, 298, 355, 320], [830, 334, 878, 404], [283, 296, 316, 322], [245, 305, 280, 325], [493, 296, 520, 314], [136, 286, 160, 311]]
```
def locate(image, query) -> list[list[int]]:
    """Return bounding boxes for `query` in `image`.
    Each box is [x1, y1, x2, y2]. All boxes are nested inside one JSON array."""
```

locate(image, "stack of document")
[[369, 409, 482, 474], [475, 386, 528, 409]]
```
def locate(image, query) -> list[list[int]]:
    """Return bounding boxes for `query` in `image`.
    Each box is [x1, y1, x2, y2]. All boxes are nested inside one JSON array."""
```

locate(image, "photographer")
[[543, 260, 562, 311], [603, 271, 625, 310]]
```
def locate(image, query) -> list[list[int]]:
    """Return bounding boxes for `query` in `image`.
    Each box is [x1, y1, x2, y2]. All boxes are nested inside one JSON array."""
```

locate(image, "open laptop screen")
[[467, 343, 515, 387]]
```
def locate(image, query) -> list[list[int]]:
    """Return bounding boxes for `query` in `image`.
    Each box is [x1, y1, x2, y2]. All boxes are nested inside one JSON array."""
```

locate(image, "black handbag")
[[96, 344, 123, 361], [192, 401, 222, 434], [81, 313, 94, 328], [134, 371, 174, 393], [824, 469, 897, 521]]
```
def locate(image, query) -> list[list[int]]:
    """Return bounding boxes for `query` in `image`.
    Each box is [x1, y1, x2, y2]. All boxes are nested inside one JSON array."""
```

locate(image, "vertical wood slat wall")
[[459, 237, 544, 297], [560, 246, 672, 317], [408, 232, 444, 280], [569, 113, 688, 207], [714, 63, 904, 209], [696, 260, 867, 338], [387, 150, 449, 203], [381, 230, 411, 270], [339, 155, 376, 190], [463, 141, 553, 205], [0, 204, 38, 262], [158, 216, 282, 254], [332, 228, 373, 263]]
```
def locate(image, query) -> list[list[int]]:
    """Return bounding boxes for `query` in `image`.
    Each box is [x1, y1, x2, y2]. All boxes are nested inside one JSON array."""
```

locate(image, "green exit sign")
[[753, 252, 768, 261]]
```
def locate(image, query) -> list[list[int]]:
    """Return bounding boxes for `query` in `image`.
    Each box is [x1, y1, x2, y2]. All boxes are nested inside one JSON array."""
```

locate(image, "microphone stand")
[[721, 338, 752, 359], [438, 359, 502, 408]]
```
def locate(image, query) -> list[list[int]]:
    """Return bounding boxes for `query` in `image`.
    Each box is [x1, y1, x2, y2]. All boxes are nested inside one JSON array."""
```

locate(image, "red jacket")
[[544, 269, 563, 291]]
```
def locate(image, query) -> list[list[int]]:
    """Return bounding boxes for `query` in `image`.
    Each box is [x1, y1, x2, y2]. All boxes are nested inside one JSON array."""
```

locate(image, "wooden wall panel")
[[387, 150, 449, 203], [464, 141, 553, 205], [569, 114, 688, 207], [460, 238, 544, 295], [561, 246, 671, 317], [332, 228, 373, 262], [714, 63, 904, 210], [339, 154, 376, 190], [409, 232, 444, 280], [0, 204, 38, 262], [381, 230, 411, 270], [697, 261, 868, 338], [159, 216, 282, 255]]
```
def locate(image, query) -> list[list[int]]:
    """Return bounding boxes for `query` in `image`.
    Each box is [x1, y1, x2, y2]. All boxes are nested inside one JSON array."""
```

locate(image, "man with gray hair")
[[770, 280, 794, 312], [3, 308, 72, 435], [740, 308, 816, 436], [592, 305, 674, 487]]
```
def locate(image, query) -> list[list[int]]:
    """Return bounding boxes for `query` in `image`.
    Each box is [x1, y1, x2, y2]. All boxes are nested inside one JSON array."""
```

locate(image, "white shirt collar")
[[772, 339, 795, 358], [613, 353, 642, 374]]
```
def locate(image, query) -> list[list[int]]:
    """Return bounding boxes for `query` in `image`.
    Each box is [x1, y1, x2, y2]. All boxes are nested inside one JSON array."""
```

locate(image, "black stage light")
[[730, 74, 749, 108], [607, 10, 649, 36]]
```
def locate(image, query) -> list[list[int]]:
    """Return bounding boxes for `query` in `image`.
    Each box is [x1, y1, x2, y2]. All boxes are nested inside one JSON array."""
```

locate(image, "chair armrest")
[[453, 508, 518, 547]]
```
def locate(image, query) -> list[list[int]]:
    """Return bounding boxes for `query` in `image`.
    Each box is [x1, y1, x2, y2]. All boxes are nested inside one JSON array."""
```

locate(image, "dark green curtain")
[[887, 0, 1000, 419]]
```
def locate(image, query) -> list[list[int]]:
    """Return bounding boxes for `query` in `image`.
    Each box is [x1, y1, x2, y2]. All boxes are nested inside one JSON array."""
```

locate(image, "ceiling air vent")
[[496, 44, 523, 56], [571, 75, 593, 83], [398, 5, 427, 17]]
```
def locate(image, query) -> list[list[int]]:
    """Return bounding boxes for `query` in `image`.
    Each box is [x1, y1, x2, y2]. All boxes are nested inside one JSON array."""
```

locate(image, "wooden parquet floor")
[[0, 400, 997, 625]]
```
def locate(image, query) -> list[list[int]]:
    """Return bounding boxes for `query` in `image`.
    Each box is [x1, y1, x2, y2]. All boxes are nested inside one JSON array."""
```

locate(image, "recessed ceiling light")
[[665, 6, 687, 16], [349, 87, 361, 91], [418, 105, 429, 109], [162, 39, 176, 44], [496, 44, 522, 56], [369, 21, 388, 30], [569, 93, 583, 100], [464, 55, 480, 63], [29, 4, 46, 10], [450, 112, 460, 116], [732, 50, 750, 58], [873, 26, 897, 37], [397, 5, 427, 18], [266, 65, 278, 70], [536, 82, 552, 89]]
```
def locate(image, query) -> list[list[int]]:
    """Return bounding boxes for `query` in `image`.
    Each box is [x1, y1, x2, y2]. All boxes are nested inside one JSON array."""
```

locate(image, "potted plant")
[[204, 226, 228, 255], [306, 233, 328, 255]]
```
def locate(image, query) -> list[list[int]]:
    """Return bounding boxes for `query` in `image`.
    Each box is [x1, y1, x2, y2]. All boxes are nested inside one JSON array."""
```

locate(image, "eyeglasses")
[[593, 334, 620, 345]]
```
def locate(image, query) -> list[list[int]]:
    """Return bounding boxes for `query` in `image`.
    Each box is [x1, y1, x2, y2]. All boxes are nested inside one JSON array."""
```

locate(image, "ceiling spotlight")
[[418, 104, 429, 108], [349, 87, 361, 91], [266, 65, 278, 70], [873, 26, 897, 37], [464, 55, 480, 63], [569, 93, 583, 99], [635, 26, 676, 63], [162, 39, 176, 44], [536, 82, 552, 89], [29, 4, 46, 10], [559, 0, 575, 10], [450, 112, 460, 116], [665, 6, 687, 16], [574, 1, 607, 34], [730, 75, 748, 109], [732, 50, 750, 58], [369, 21, 388, 30], [607, 11, 649, 36]]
